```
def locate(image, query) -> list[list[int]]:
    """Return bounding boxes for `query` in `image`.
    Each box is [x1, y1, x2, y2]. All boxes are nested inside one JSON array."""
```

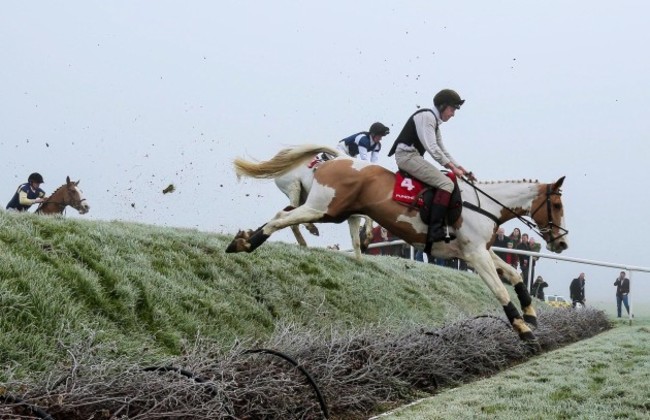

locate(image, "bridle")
[[461, 177, 569, 243], [528, 184, 568, 243]]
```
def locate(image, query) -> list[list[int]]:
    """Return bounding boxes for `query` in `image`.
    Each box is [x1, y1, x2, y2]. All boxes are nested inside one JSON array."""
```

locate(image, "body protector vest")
[[388, 108, 437, 157]]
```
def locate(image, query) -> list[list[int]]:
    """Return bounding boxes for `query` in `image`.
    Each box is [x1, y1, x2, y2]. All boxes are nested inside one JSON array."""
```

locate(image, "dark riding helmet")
[[433, 89, 465, 110], [369, 122, 390, 137], [28, 172, 44, 184]]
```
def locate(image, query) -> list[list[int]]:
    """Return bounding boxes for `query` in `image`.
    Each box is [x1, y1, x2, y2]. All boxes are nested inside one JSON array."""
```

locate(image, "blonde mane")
[[477, 179, 540, 185]]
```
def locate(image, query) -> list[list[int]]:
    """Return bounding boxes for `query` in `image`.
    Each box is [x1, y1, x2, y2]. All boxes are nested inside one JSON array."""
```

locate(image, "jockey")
[[6, 172, 47, 212], [337, 122, 390, 163], [388, 89, 476, 252]]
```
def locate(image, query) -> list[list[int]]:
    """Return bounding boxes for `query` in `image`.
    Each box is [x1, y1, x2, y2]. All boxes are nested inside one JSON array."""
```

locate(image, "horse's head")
[[530, 176, 568, 253], [64, 176, 90, 214]]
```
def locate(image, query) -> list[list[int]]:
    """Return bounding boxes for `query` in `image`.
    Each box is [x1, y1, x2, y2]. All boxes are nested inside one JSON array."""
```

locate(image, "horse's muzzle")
[[548, 240, 568, 253], [77, 201, 90, 214]]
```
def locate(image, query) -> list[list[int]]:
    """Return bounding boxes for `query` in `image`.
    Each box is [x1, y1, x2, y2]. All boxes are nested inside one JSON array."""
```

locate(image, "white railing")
[[348, 240, 648, 322]]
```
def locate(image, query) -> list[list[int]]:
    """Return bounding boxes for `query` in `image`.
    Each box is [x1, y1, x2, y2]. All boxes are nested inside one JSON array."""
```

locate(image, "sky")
[[1, 1, 649, 308]]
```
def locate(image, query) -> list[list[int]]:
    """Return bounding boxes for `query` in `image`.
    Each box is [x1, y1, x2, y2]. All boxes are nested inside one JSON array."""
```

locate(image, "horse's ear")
[[66, 176, 71, 184], [553, 176, 566, 190], [75, 180, 80, 186]]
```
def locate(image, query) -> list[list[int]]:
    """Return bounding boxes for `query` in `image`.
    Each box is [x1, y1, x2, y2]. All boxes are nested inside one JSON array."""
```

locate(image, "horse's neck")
[[38, 188, 66, 214], [466, 181, 540, 222]]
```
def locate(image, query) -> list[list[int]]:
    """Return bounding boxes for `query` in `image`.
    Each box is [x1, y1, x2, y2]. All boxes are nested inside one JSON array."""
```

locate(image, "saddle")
[[307, 152, 334, 168], [392, 170, 462, 226]]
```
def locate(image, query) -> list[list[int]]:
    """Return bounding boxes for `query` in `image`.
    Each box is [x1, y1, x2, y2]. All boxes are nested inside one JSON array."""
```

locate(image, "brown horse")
[[226, 145, 569, 344], [36, 176, 90, 215]]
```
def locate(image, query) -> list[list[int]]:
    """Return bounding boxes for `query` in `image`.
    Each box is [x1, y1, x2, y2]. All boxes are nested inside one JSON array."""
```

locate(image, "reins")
[[459, 177, 568, 242], [36, 200, 68, 214]]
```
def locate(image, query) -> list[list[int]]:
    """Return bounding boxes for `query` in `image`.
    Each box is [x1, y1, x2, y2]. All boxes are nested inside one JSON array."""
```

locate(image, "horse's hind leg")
[[282, 180, 311, 246], [362, 216, 373, 250], [290, 225, 307, 247], [281, 179, 320, 245], [347, 216, 363, 260], [226, 206, 326, 253], [489, 249, 537, 328]]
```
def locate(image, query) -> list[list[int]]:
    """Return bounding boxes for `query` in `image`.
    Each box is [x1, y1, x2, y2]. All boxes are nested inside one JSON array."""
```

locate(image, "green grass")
[[0, 211, 521, 381], [377, 317, 650, 420]]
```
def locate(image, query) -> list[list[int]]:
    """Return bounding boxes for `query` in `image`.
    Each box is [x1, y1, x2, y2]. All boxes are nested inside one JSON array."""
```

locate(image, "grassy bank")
[[377, 317, 650, 419], [0, 211, 519, 381]]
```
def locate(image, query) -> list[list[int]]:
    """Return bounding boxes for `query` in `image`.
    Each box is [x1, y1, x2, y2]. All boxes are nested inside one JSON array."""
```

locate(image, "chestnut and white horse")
[[226, 145, 570, 343], [233, 146, 373, 259]]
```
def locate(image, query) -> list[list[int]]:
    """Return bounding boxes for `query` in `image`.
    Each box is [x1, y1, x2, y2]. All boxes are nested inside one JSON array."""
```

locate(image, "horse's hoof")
[[519, 331, 541, 354], [234, 229, 254, 240], [523, 314, 538, 329], [306, 224, 320, 236], [225, 238, 251, 253]]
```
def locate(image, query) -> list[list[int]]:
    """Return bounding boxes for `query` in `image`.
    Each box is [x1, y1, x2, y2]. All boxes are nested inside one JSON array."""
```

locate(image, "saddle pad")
[[393, 171, 426, 207]]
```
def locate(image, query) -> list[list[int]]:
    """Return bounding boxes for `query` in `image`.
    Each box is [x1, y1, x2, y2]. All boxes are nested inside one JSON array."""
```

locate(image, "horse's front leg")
[[489, 249, 537, 328], [465, 248, 537, 343], [284, 181, 310, 247]]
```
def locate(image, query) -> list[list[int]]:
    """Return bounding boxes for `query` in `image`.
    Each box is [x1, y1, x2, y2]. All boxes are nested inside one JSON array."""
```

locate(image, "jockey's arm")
[[357, 146, 370, 161], [18, 190, 39, 205]]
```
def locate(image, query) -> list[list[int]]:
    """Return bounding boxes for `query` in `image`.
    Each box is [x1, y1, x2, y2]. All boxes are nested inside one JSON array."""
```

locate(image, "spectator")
[[528, 236, 541, 281], [338, 122, 390, 163], [517, 233, 532, 289], [493, 227, 510, 261], [505, 228, 521, 269], [6, 172, 47, 212], [504, 241, 518, 269], [531, 276, 548, 300], [569, 272, 586, 308], [508, 227, 522, 247], [368, 225, 405, 257], [614, 271, 630, 318]]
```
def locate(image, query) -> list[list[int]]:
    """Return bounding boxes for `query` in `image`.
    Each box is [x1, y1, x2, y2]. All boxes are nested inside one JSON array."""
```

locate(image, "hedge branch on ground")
[[0, 308, 611, 420]]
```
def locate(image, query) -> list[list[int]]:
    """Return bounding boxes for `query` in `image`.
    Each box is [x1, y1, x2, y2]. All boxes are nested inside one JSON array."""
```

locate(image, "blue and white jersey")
[[6, 183, 45, 211], [337, 132, 382, 163]]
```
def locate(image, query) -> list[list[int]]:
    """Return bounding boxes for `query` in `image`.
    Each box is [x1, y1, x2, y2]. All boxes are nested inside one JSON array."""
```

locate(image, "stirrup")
[[443, 225, 456, 243]]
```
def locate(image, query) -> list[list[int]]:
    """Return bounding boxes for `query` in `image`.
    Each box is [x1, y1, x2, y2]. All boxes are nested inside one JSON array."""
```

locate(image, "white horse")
[[227, 145, 570, 344], [233, 146, 373, 259]]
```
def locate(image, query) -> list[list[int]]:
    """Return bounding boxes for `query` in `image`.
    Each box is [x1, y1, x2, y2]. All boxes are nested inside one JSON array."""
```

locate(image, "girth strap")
[[462, 201, 501, 225]]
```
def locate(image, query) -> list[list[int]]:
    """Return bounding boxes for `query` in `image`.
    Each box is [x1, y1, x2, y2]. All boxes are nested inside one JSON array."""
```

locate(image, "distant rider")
[[6, 172, 47, 212], [338, 122, 390, 163]]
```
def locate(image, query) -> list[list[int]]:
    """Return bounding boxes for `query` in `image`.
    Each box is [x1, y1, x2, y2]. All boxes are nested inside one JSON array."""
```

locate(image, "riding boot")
[[424, 189, 453, 253]]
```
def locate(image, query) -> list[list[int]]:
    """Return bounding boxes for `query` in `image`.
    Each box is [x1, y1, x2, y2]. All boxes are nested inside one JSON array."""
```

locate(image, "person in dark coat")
[[614, 271, 630, 318], [569, 272, 586, 308], [531, 276, 549, 300]]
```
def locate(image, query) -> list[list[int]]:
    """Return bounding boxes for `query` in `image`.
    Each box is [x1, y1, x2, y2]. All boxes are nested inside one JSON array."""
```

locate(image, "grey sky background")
[[2, 1, 649, 308]]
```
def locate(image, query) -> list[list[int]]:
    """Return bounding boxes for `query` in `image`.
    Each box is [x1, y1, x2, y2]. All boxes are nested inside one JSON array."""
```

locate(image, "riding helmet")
[[433, 89, 465, 109], [28, 172, 44, 183], [369, 122, 390, 136]]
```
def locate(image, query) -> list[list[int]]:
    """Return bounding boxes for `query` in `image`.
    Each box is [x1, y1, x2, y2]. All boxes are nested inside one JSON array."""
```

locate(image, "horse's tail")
[[233, 144, 342, 180]]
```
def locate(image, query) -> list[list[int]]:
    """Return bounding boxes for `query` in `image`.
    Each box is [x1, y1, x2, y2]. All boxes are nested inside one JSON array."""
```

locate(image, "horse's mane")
[[35, 182, 67, 212], [43, 183, 69, 202], [476, 179, 540, 184]]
